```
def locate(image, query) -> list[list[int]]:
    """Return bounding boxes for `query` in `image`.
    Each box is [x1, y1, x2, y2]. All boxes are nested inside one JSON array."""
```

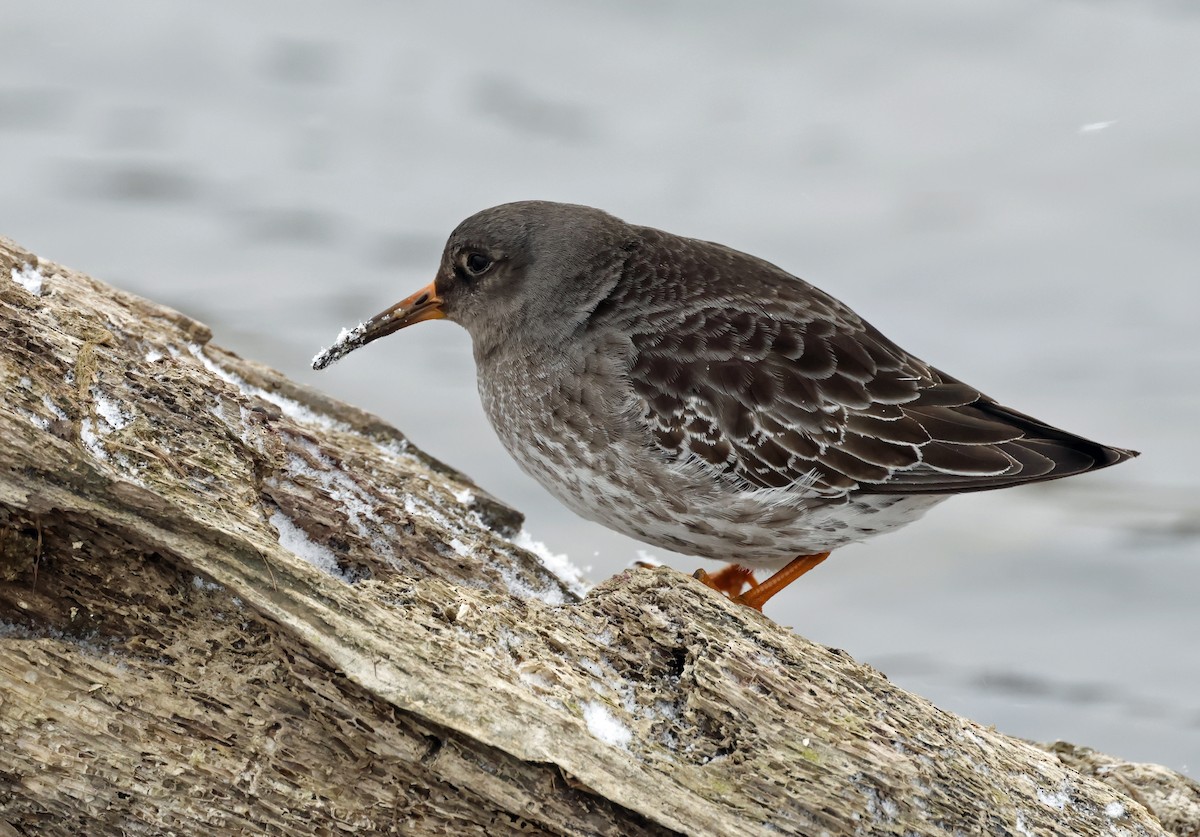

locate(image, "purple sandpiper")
[[313, 201, 1137, 610]]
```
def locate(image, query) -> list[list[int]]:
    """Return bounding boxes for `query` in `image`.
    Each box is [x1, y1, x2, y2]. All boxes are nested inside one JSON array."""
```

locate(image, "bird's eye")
[[463, 252, 492, 276]]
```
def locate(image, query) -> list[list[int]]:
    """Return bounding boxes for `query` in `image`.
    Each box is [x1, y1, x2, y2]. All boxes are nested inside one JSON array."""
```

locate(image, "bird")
[[313, 201, 1137, 612]]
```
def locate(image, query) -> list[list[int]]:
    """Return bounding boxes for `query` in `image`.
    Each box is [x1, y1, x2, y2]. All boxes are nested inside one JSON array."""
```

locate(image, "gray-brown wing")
[[611, 237, 1130, 495]]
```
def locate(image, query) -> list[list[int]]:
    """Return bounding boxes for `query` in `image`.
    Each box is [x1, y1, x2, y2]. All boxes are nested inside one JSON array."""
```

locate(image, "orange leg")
[[694, 564, 760, 598], [726, 552, 831, 612]]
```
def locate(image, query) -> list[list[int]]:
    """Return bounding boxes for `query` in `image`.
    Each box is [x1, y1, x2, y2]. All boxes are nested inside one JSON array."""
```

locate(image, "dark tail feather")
[[863, 399, 1138, 495], [978, 400, 1139, 476]]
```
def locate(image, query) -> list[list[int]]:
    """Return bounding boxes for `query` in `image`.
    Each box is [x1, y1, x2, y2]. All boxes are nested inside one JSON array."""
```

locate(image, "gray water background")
[[3, 1, 1197, 775]]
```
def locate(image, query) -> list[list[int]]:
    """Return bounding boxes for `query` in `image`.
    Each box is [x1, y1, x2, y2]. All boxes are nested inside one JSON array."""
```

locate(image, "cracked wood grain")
[[1, 237, 1196, 836]]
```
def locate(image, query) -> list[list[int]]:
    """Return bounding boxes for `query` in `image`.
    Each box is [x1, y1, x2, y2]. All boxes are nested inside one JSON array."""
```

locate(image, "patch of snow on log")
[[269, 509, 349, 582], [187, 343, 347, 432], [511, 530, 590, 598], [10, 264, 44, 296], [583, 700, 631, 749]]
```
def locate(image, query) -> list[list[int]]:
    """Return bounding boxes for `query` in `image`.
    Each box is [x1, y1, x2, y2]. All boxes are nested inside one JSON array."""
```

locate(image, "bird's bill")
[[360, 282, 446, 342], [311, 282, 444, 370]]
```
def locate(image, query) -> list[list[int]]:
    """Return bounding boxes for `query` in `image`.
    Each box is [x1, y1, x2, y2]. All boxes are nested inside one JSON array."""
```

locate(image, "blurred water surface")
[[2, 0, 1197, 775]]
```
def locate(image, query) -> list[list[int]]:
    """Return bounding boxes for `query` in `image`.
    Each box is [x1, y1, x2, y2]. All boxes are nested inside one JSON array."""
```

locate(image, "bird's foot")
[[729, 552, 830, 612], [695, 553, 831, 612], [693, 564, 760, 599]]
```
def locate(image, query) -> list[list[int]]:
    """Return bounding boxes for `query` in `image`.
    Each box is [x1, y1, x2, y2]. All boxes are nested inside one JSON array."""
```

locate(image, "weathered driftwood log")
[[0, 236, 1196, 837]]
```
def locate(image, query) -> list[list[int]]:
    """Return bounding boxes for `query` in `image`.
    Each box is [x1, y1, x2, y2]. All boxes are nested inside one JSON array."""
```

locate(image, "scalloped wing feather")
[[606, 230, 1133, 496]]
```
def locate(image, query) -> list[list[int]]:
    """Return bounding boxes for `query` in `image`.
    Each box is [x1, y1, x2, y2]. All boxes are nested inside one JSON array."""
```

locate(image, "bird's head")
[[312, 201, 633, 370]]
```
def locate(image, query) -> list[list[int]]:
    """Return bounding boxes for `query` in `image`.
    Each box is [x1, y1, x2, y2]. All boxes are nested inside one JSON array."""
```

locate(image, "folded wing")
[[613, 237, 1134, 496]]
